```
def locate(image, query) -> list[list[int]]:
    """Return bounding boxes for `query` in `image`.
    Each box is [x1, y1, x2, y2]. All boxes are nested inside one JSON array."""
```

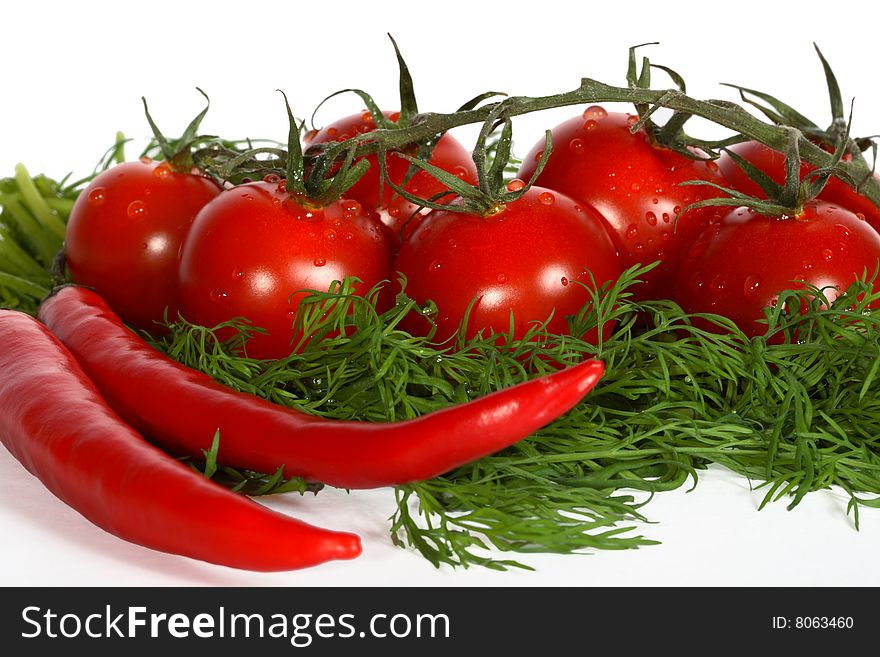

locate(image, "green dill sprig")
[[153, 266, 880, 569]]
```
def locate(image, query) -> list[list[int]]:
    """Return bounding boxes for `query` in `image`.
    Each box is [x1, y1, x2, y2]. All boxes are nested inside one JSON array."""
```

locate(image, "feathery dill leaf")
[[153, 266, 880, 569]]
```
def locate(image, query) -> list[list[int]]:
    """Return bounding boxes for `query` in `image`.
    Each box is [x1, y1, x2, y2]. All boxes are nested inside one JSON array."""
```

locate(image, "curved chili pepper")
[[39, 286, 605, 489], [0, 309, 361, 571]]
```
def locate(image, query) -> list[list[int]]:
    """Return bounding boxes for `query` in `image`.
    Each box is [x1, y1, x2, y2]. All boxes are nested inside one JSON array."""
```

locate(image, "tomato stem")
[[326, 79, 880, 212]]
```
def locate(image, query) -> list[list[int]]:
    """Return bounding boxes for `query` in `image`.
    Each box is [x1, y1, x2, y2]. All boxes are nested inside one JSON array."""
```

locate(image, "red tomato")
[[718, 140, 880, 234], [305, 111, 477, 249], [672, 200, 880, 337], [395, 185, 621, 343], [517, 106, 727, 301], [65, 159, 221, 330], [178, 179, 392, 359]]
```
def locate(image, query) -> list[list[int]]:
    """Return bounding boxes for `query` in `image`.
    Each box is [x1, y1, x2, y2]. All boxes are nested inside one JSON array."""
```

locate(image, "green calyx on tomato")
[[176, 93, 393, 360], [668, 61, 880, 338], [65, 93, 225, 331], [718, 45, 880, 233], [141, 88, 214, 174], [394, 110, 620, 345], [303, 35, 479, 250]]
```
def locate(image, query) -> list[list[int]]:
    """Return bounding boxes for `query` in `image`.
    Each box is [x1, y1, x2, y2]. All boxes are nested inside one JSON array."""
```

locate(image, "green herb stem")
[[14, 164, 67, 241]]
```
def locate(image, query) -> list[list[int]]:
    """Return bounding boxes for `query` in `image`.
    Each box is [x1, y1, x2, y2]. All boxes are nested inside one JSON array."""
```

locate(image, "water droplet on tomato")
[[452, 165, 469, 179], [210, 289, 228, 302], [534, 150, 545, 162], [388, 205, 401, 218], [822, 248, 833, 261], [574, 205, 583, 212], [582, 105, 608, 119], [710, 275, 727, 292], [263, 173, 281, 183], [568, 138, 585, 153], [673, 205, 682, 215], [630, 182, 642, 192], [856, 212, 866, 221], [325, 228, 338, 240], [661, 230, 670, 241], [327, 127, 338, 137], [802, 261, 814, 271], [497, 273, 508, 283], [314, 257, 327, 267], [243, 194, 254, 202], [152, 164, 171, 178], [645, 211, 657, 226], [662, 213, 670, 223], [690, 273, 704, 291], [506, 178, 525, 192], [139, 156, 152, 164], [343, 232, 354, 240], [706, 160, 719, 172], [835, 224, 851, 237], [633, 242, 644, 253], [743, 274, 761, 297], [560, 276, 569, 286], [538, 191, 555, 205], [583, 120, 598, 131], [232, 269, 243, 280], [625, 224, 639, 240], [627, 115, 639, 126], [88, 187, 106, 205], [430, 259, 442, 272], [127, 200, 147, 219], [342, 199, 362, 218], [361, 111, 373, 122]]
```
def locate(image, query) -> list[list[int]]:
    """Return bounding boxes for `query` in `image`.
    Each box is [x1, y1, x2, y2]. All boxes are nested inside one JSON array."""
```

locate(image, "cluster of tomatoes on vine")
[[64, 44, 880, 359]]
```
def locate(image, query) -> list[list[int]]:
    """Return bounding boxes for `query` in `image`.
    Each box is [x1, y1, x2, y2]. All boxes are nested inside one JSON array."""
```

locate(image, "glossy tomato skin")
[[65, 159, 221, 330], [178, 181, 392, 359], [672, 200, 880, 337], [395, 186, 621, 343], [517, 107, 727, 301], [305, 111, 477, 249], [718, 141, 880, 234]]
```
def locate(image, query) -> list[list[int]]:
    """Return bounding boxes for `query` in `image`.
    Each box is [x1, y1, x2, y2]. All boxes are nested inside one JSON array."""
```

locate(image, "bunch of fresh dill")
[[157, 267, 880, 569]]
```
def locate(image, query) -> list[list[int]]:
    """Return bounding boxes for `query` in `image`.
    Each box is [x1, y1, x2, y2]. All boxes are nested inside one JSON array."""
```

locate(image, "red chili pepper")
[[39, 286, 606, 489], [0, 309, 361, 571]]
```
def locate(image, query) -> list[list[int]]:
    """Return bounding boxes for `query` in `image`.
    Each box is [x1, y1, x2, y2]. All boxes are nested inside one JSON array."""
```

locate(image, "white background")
[[2, 0, 879, 587]]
